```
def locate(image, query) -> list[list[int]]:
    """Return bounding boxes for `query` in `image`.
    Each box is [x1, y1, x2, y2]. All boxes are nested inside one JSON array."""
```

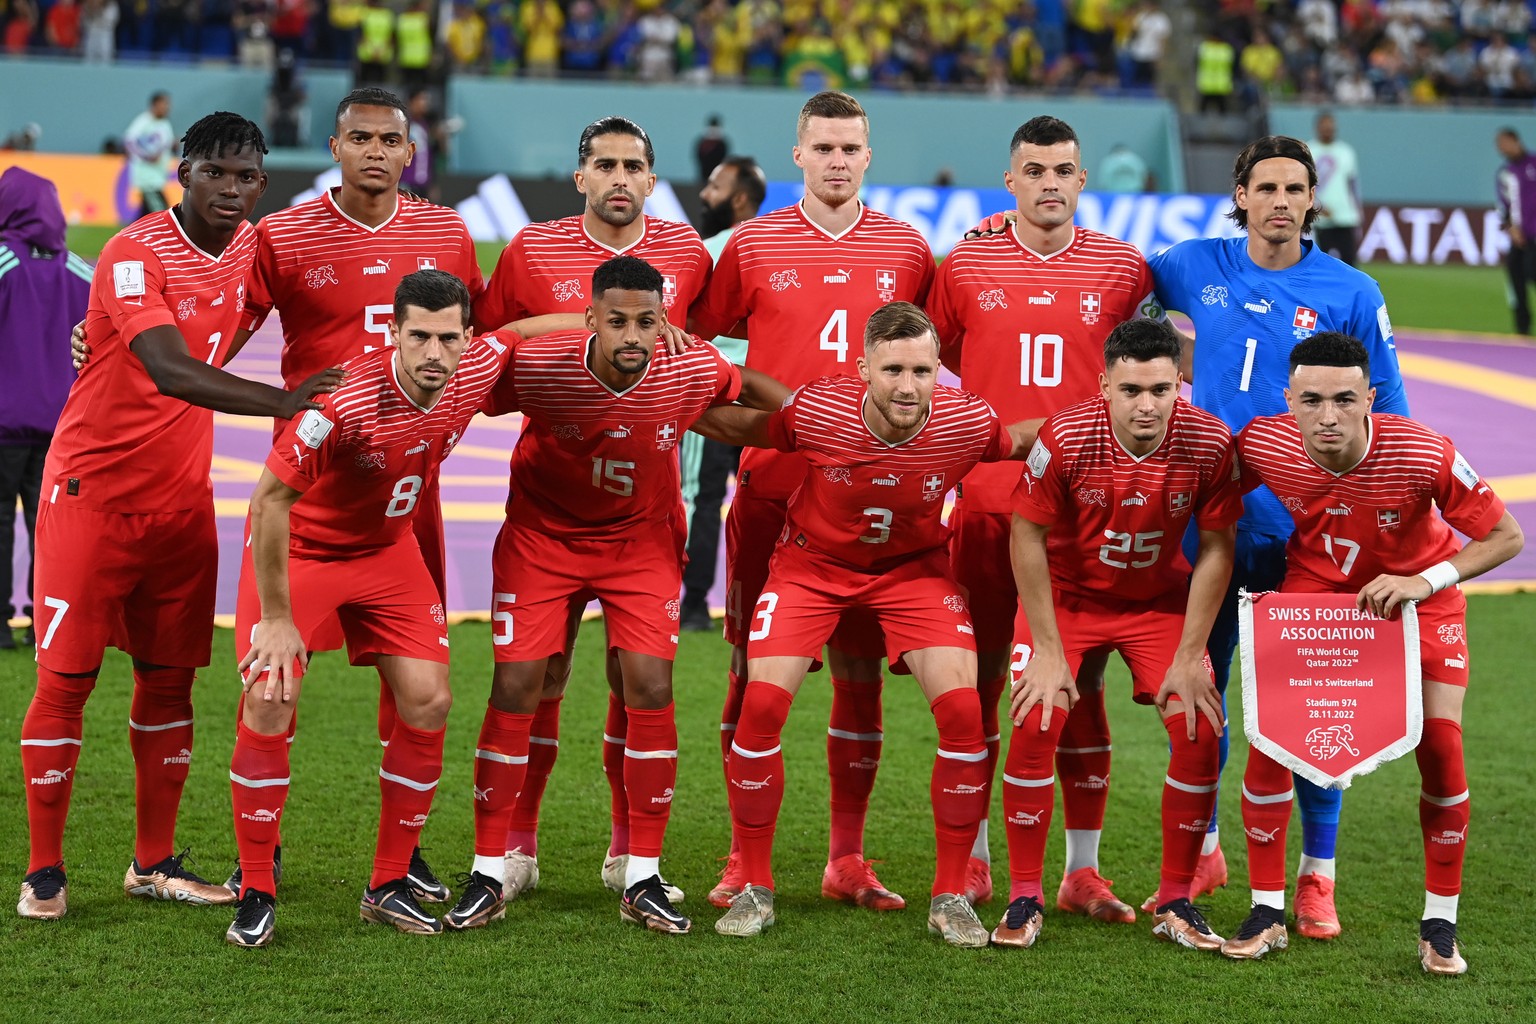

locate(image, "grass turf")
[[2, 597, 1533, 1023]]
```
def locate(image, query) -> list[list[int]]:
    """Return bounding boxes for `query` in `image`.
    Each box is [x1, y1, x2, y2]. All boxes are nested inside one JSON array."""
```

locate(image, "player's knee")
[[33, 666, 100, 711], [1416, 718, 1465, 776], [242, 698, 294, 736], [623, 673, 673, 710]]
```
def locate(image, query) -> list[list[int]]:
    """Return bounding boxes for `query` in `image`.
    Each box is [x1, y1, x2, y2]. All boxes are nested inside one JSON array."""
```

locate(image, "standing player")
[[1148, 135, 1410, 936], [701, 303, 1037, 946], [994, 319, 1238, 951], [689, 91, 936, 911], [929, 115, 1158, 915], [227, 271, 511, 947], [447, 256, 784, 936], [17, 113, 339, 921], [472, 117, 713, 898], [1222, 333, 1521, 974]]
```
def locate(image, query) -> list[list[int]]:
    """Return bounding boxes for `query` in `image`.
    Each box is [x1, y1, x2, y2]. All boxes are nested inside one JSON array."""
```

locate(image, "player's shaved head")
[[1010, 115, 1079, 157], [864, 301, 938, 355], [1229, 136, 1318, 231], [335, 86, 409, 132], [1289, 332, 1369, 378], [592, 255, 663, 301], [797, 91, 868, 141], [579, 116, 655, 169], [394, 268, 472, 327], [1103, 317, 1181, 368], [181, 111, 268, 161]]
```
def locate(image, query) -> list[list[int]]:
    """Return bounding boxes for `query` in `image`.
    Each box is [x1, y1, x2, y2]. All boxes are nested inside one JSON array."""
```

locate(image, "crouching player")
[[227, 270, 515, 947], [698, 302, 1039, 947], [1223, 333, 1522, 974], [995, 318, 1240, 950]]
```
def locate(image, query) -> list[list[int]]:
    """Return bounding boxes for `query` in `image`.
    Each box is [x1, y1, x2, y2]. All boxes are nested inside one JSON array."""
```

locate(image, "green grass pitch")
[[2, 600, 1534, 1023]]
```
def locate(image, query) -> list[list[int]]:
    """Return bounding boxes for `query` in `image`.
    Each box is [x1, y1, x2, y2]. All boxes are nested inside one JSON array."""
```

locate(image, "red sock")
[[728, 682, 794, 890], [128, 667, 196, 867], [372, 720, 444, 888], [625, 703, 679, 859], [506, 696, 561, 857], [1057, 684, 1111, 831], [827, 676, 882, 861], [929, 687, 988, 897], [720, 669, 747, 856], [1157, 710, 1221, 905], [472, 704, 533, 859], [1002, 703, 1066, 901], [21, 667, 96, 872], [230, 720, 289, 897], [376, 669, 397, 748], [604, 693, 630, 857], [1240, 749, 1294, 894], [1417, 718, 1470, 897], [978, 674, 1007, 786]]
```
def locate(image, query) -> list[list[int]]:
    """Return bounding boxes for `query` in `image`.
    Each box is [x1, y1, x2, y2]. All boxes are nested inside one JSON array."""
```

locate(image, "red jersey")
[[768, 376, 1011, 573], [483, 331, 741, 537], [242, 189, 485, 386], [929, 226, 1157, 513], [692, 202, 936, 499], [1013, 396, 1242, 603], [1235, 413, 1506, 602], [473, 214, 711, 330], [266, 330, 516, 557], [46, 211, 257, 513]]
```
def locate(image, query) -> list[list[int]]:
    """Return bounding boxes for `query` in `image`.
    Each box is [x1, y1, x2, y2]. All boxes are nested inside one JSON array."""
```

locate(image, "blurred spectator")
[[695, 113, 728, 182], [326, 0, 366, 62], [396, 0, 434, 91], [1495, 126, 1536, 333], [1480, 33, 1522, 96], [636, 0, 681, 79], [483, 0, 517, 73], [1, 124, 43, 150], [123, 91, 175, 219], [80, 0, 116, 61], [270, 0, 312, 56], [1125, 0, 1170, 88], [5, 0, 38, 53], [521, 0, 564, 76], [783, 16, 845, 87], [0, 168, 93, 648], [561, 0, 606, 74], [235, 0, 276, 68], [1197, 29, 1236, 112], [355, 0, 394, 83], [1097, 142, 1151, 192], [1308, 111, 1362, 265], [403, 89, 439, 199], [1297, 0, 1338, 47], [267, 48, 309, 146], [1240, 27, 1285, 98], [45, 0, 81, 51], [1334, 61, 1374, 103], [153, 0, 199, 53], [445, 0, 485, 70]]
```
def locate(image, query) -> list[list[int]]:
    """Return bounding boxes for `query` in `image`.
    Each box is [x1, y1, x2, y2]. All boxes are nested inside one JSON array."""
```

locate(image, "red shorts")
[[34, 500, 217, 673], [235, 536, 449, 679], [723, 490, 883, 659], [1011, 589, 1209, 704], [491, 516, 683, 663], [949, 506, 1018, 654], [747, 546, 976, 664]]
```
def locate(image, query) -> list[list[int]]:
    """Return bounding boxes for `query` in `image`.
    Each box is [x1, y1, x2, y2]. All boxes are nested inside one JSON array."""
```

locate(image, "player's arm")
[[1007, 513, 1076, 730], [1155, 524, 1234, 739], [238, 468, 307, 703], [130, 325, 343, 417], [999, 418, 1045, 457], [690, 405, 774, 448], [736, 366, 790, 411], [1357, 510, 1525, 619]]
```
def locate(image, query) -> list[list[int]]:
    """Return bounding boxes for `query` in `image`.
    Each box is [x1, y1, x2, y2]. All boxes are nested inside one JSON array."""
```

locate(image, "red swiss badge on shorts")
[[1238, 590, 1422, 789]]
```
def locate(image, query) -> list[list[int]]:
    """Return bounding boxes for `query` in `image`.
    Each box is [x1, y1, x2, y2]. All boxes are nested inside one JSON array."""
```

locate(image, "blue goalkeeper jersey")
[[1150, 235, 1409, 539]]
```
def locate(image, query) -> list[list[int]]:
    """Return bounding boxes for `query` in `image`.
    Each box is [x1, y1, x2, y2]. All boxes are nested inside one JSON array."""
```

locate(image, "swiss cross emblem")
[[418, 257, 437, 270], [656, 420, 678, 451], [876, 269, 896, 301], [1080, 291, 1101, 324], [1168, 490, 1192, 515], [1377, 508, 1401, 529], [922, 472, 945, 501], [1294, 306, 1318, 330], [661, 274, 678, 307]]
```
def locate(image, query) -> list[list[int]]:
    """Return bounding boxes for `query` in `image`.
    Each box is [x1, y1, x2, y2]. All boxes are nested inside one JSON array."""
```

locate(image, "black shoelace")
[[452, 871, 502, 901], [1234, 905, 1284, 939], [26, 864, 65, 900], [1161, 898, 1214, 933], [1420, 917, 1458, 957], [234, 890, 274, 927], [1004, 895, 1044, 929]]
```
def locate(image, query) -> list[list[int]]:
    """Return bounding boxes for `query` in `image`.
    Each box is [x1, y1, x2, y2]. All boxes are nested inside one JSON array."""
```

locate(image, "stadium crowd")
[[5, 0, 1529, 100]]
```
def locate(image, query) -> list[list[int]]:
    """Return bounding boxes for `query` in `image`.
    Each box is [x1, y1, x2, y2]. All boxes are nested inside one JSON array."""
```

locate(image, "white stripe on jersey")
[[256, 192, 473, 260], [790, 377, 999, 466], [724, 204, 931, 271], [1239, 414, 1447, 504]]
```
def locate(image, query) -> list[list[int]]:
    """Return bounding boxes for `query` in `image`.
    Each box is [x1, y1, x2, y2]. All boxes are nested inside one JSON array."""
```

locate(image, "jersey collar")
[[324, 188, 401, 234], [860, 390, 931, 448], [583, 333, 652, 395], [1107, 398, 1175, 463], [795, 199, 866, 242], [165, 208, 241, 263], [581, 216, 647, 256], [389, 350, 442, 414], [1304, 414, 1374, 477], [1010, 222, 1080, 262]]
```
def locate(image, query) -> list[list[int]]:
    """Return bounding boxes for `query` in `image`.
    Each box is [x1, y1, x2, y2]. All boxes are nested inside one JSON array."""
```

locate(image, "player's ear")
[[1099, 372, 1110, 398], [643, 171, 656, 196], [791, 144, 804, 170], [584, 304, 596, 332], [1004, 170, 1016, 195], [573, 167, 585, 194], [856, 354, 870, 383], [328, 136, 340, 163], [177, 159, 192, 189], [1365, 386, 1376, 409], [255, 170, 269, 198], [1283, 386, 1296, 412]]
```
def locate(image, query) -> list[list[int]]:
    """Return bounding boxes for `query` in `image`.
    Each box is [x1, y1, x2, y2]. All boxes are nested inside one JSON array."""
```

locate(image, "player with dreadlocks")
[[17, 111, 342, 921]]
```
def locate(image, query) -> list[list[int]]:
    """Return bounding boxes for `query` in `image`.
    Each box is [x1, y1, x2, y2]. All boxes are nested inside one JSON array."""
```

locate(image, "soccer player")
[[993, 318, 1239, 952], [447, 256, 785, 936], [17, 112, 340, 921], [1148, 135, 1410, 935], [1221, 332, 1522, 974], [928, 114, 1159, 915], [701, 303, 1036, 947], [689, 91, 936, 911], [226, 270, 512, 947], [472, 116, 713, 898]]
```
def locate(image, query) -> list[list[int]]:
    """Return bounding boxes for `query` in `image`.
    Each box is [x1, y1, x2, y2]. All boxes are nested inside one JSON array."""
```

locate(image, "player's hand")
[[1356, 572, 1429, 619], [1155, 653, 1224, 741], [238, 618, 307, 705], [1009, 648, 1077, 730], [282, 366, 347, 417], [659, 316, 695, 356], [963, 210, 1017, 242], [1511, 225, 1526, 246], [71, 321, 91, 371]]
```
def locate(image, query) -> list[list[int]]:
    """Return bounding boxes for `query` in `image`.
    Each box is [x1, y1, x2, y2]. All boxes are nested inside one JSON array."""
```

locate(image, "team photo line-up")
[[12, 85, 1521, 973]]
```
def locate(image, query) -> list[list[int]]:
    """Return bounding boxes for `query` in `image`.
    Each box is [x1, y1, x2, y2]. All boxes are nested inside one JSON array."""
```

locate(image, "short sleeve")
[[1011, 423, 1066, 526], [472, 236, 522, 332], [99, 235, 176, 343], [765, 394, 800, 454], [1435, 440, 1507, 542], [690, 230, 746, 340], [928, 256, 965, 368], [707, 345, 743, 407], [242, 226, 277, 331], [1353, 283, 1410, 416], [1195, 436, 1245, 530], [267, 405, 340, 494]]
